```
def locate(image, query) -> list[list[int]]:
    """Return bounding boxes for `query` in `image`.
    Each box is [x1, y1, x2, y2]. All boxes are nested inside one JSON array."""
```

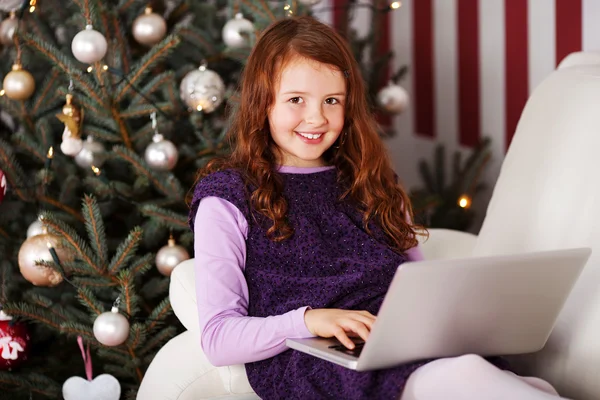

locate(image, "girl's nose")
[[304, 105, 327, 126]]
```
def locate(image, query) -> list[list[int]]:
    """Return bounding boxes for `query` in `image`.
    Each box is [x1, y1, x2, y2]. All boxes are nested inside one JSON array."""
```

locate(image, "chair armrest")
[[169, 259, 199, 332], [418, 228, 477, 260]]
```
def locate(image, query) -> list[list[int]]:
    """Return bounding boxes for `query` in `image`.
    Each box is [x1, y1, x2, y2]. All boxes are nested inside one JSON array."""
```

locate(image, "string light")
[[87, 66, 93, 73], [196, 105, 203, 111], [390, 1, 401, 10], [102, 64, 108, 71], [29, 0, 36, 13], [458, 195, 472, 209], [0, 89, 4, 96]]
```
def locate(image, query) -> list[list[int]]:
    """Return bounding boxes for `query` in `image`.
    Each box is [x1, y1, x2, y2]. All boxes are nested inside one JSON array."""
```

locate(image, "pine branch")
[[41, 211, 103, 274], [1, 302, 63, 330], [111, 146, 173, 195], [76, 287, 105, 318], [38, 195, 85, 223], [0, 139, 28, 200], [36, 118, 55, 153], [82, 194, 108, 267], [110, 11, 131, 73], [20, 33, 105, 108], [60, 321, 96, 343], [178, 27, 217, 55], [13, 131, 46, 162], [25, 294, 70, 323], [139, 325, 177, 357], [118, 269, 139, 317], [0, 372, 61, 398], [119, 102, 174, 119], [59, 176, 82, 205], [108, 227, 143, 275], [84, 125, 121, 142], [97, 348, 131, 365], [0, 261, 11, 304], [118, 0, 140, 14], [140, 205, 188, 229], [31, 69, 61, 116], [128, 253, 154, 276], [146, 297, 171, 332], [129, 71, 176, 106], [72, 276, 119, 288], [127, 322, 147, 349], [115, 34, 182, 102]]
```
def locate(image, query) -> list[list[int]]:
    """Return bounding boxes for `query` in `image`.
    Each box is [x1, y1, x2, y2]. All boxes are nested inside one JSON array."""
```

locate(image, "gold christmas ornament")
[[2, 64, 35, 100], [57, 93, 85, 156], [18, 231, 70, 286]]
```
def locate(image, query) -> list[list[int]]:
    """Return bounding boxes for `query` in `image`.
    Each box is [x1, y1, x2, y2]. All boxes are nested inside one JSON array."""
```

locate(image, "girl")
[[189, 16, 564, 400]]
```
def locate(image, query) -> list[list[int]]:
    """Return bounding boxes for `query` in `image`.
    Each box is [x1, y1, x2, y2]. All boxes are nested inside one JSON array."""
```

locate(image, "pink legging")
[[401, 354, 568, 400]]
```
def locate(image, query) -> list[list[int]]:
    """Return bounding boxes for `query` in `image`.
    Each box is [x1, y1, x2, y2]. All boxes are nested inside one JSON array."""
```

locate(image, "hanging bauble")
[[17, 232, 68, 287], [376, 81, 409, 115], [93, 307, 129, 347], [0, 310, 31, 370], [222, 13, 254, 49], [0, 168, 6, 205], [297, 0, 322, 4], [0, 0, 24, 12], [0, 11, 18, 46], [2, 64, 35, 101], [132, 7, 167, 46], [156, 236, 190, 276], [26, 219, 44, 238], [71, 25, 107, 64], [75, 136, 106, 168], [57, 94, 84, 157], [144, 133, 178, 171], [179, 65, 225, 113]]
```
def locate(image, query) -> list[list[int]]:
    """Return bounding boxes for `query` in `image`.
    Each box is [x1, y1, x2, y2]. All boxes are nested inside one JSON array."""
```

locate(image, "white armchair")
[[139, 54, 600, 399]]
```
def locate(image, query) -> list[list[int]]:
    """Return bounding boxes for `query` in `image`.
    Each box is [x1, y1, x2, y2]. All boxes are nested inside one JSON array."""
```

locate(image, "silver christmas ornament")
[[297, 0, 322, 5], [75, 136, 106, 168], [17, 233, 67, 287], [93, 306, 129, 347], [222, 13, 254, 49], [156, 236, 190, 276], [0, 0, 23, 12], [376, 81, 409, 115], [132, 7, 167, 46], [26, 219, 44, 238], [71, 25, 108, 64], [0, 12, 18, 46], [179, 65, 225, 113], [144, 133, 178, 171]]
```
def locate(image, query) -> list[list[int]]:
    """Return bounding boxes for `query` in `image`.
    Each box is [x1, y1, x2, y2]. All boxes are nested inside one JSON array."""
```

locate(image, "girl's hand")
[[304, 308, 376, 349]]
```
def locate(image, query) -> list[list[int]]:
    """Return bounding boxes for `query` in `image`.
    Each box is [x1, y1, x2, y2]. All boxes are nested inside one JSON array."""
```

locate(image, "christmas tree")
[[0, 0, 405, 398]]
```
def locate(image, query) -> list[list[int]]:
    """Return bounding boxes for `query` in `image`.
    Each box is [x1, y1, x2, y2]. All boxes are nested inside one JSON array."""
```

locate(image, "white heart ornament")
[[62, 374, 121, 400]]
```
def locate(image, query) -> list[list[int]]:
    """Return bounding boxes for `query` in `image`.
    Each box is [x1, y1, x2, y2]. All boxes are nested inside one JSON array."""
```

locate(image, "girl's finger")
[[333, 327, 355, 349]]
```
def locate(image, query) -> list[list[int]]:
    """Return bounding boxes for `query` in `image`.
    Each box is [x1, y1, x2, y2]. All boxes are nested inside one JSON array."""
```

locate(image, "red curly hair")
[[195, 16, 425, 253]]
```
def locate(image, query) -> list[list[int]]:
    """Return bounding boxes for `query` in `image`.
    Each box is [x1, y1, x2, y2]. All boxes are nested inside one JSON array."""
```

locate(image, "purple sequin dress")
[[189, 168, 505, 399]]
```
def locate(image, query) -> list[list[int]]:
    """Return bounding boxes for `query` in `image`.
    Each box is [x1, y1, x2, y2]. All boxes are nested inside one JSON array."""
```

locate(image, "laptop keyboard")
[[329, 341, 365, 358]]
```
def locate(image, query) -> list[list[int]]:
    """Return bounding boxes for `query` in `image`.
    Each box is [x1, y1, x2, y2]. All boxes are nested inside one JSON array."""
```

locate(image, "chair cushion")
[[170, 259, 199, 332]]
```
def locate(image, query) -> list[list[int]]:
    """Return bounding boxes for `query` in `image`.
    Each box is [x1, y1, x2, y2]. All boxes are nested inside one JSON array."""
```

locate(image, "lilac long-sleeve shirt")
[[194, 169, 425, 367]]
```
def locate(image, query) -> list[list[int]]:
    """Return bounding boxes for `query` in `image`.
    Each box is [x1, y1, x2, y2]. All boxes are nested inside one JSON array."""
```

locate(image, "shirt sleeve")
[[194, 196, 314, 367]]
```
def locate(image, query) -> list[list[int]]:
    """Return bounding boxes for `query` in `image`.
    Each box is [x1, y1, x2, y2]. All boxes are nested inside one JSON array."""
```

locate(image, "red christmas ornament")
[[0, 168, 6, 204], [0, 311, 31, 370]]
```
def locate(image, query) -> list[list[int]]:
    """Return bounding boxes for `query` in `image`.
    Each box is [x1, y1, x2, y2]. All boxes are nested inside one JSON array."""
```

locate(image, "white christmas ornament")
[[222, 13, 254, 49], [179, 65, 225, 113], [93, 306, 129, 347], [26, 219, 44, 238], [156, 236, 190, 276], [376, 81, 409, 115], [71, 25, 107, 64], [75, 136, 106, 168], [132, 7, 167, 46], [144, 133, 178, 171], [0, 0, 22, 11], [60, 127, 84, 156], [62, 374, 121, 400]]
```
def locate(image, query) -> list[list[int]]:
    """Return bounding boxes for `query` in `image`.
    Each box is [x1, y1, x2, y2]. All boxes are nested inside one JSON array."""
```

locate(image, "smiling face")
[[268, 57, 346, 167]]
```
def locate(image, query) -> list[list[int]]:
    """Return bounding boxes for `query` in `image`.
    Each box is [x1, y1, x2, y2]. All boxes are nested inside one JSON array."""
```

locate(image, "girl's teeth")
[[299, 133, 322, 139]]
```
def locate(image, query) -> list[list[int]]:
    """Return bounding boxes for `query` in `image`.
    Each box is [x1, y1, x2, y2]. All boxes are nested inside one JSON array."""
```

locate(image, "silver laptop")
[[286, 247, 591, 371]]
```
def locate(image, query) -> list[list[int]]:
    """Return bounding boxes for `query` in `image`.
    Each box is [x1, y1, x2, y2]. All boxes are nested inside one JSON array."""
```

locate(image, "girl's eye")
[[325, 98, 339, 105], [289, 97, 303, 104]]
